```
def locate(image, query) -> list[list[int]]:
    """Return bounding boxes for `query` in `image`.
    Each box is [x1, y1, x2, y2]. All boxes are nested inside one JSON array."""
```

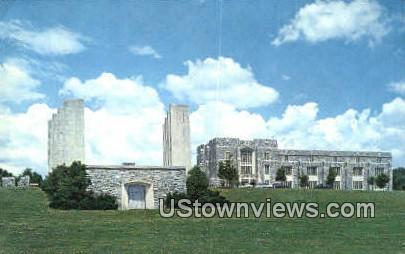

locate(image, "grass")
[[0, 188, 404, 254]]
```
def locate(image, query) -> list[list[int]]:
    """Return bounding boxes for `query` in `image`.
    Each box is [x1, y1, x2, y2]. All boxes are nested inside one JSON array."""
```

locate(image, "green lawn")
[[0, 188, 404, 254]]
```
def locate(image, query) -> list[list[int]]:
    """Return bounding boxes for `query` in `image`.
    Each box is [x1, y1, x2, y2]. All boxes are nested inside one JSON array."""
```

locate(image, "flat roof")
[[86, 165, 186, 170]]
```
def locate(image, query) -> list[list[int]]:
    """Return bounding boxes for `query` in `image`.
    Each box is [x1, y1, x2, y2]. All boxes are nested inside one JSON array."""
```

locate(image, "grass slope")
[[0, 188, 404, 254]]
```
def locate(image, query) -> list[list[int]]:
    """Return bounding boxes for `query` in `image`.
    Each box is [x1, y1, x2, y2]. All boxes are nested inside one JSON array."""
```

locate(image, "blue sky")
[[0, 0, 404, 175]]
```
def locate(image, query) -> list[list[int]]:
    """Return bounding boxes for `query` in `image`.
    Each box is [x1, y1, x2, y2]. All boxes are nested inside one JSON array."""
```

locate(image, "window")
[[353, 181, 363, 190], [286, 181, 292, 188], [264, 152, 271, 160], [264, 180, 270, 185], [264, 165, 270, 174], [283, 166, 292, 175], [353, 167, 363, 176], [333, 181, 341, 190], [284, 155, 289, 161], [375, 168, 384, 176], [310, 155, 315, 162], [330, 167, 340, 176], [377, 157, 382, 163], [241, 166, 252, 175], [356, 157, 360, 163], [309, 181, 317, 189], [241, 179, 249, 185], [333, 156, 338, 162], [307, 167, 317, 176], [241, 151, 253, 175], [225, 151, 231, 160]]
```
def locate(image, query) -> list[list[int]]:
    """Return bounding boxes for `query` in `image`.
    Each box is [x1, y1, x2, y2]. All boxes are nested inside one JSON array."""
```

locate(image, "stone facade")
[[48, 99, 85, 173], [17, 176, 30, 188], [1, 177, 15, 188], [163, 104, 192, 173], [86, 165, 186, 209], [197, 138, 393, 191]]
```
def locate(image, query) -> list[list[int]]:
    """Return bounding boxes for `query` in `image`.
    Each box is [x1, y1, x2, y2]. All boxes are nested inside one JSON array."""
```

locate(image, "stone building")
[[163, 104, 192, 172], [197, 138, 393, 191], [48, 99, 85, 172], [86, 164, 186, 209]]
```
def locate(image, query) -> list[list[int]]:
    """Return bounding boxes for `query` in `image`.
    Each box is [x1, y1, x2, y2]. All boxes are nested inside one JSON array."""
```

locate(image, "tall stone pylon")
[[163, 104, 192, 172], [48, 99, 85, 172]]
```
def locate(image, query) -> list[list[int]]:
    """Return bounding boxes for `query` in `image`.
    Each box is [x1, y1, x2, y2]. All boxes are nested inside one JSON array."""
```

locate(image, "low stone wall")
[[1, 177, 15, 188], [86, 165, 186, 209]]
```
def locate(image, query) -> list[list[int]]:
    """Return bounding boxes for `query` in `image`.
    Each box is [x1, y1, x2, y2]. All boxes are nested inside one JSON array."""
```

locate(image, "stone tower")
[[163, 104, 192, 172], [48, 99, 85, 172]]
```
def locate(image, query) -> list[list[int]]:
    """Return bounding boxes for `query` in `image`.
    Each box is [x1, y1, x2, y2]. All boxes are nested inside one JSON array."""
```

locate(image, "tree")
[[41, 161, 117, 210], [275, 168, 286, 182], [166, 165, 228, 207], [299, 175, 309, 188], [186, 166, 209, 200], [0, 168, 13, 178], [393, 167, 405, 190], [218, 160, 239, 188], [326, 168, 337, 186], [375, 173, 390, 190], [367, 176, 375, 191]]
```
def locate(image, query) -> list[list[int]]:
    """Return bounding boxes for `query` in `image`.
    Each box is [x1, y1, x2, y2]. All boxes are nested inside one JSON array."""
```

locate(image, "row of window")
[[262, 166, 385, 176], [260, 180, 363, 190], [224, 151, 385, 163]]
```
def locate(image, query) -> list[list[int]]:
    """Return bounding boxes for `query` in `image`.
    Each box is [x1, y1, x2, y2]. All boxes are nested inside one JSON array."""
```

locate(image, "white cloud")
[[0, 59, 45, 103], [60, 72, 162, 114], [0, 20, 87, 55], [281, 74, 291, 81], [272, 0, 389, 46], [162, 57, 279, 109], [0, 104, 55, 175], [129, 45, 162, 59], [190, 102, 269, 148], [60, 72, 165, 167], [388, 80, 405, 95]]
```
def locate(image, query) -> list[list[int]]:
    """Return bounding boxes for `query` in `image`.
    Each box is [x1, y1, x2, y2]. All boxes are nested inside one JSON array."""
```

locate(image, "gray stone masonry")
[[1, 177, 15, 188], [86, 165, 186, 209], [197, 137, 393, 191], [17, 176, 30, 188]]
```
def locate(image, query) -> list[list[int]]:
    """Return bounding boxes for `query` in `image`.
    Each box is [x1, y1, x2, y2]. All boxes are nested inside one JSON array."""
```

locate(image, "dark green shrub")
[[186, 166, 209, 200], [42, 161, 117, 210], [166, 166, 229, 208], [198, 190, 229, 205], [165, 191, 189, 208]]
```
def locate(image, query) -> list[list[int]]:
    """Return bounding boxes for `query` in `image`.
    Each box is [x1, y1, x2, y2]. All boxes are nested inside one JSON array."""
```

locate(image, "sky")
[[0, 0, 404, 176]]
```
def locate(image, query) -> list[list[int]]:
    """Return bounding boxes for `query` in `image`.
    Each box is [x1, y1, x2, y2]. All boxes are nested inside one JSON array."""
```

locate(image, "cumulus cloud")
[[60, 72, 165, 167], [0, 104, 55, 175], [162, 57, 279, 109], [388, 80, 405, 95], [129, 45, 162, 59], [0, 59, 45, 103], [0, 20, 88, 55], [272, 0, 390, 46], [60, 72, 162, 114]]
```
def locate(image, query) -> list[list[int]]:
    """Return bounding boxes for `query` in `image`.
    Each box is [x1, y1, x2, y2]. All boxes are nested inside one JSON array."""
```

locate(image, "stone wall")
[[1, 177, 15, 188], [86, 165, 186, 209]]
